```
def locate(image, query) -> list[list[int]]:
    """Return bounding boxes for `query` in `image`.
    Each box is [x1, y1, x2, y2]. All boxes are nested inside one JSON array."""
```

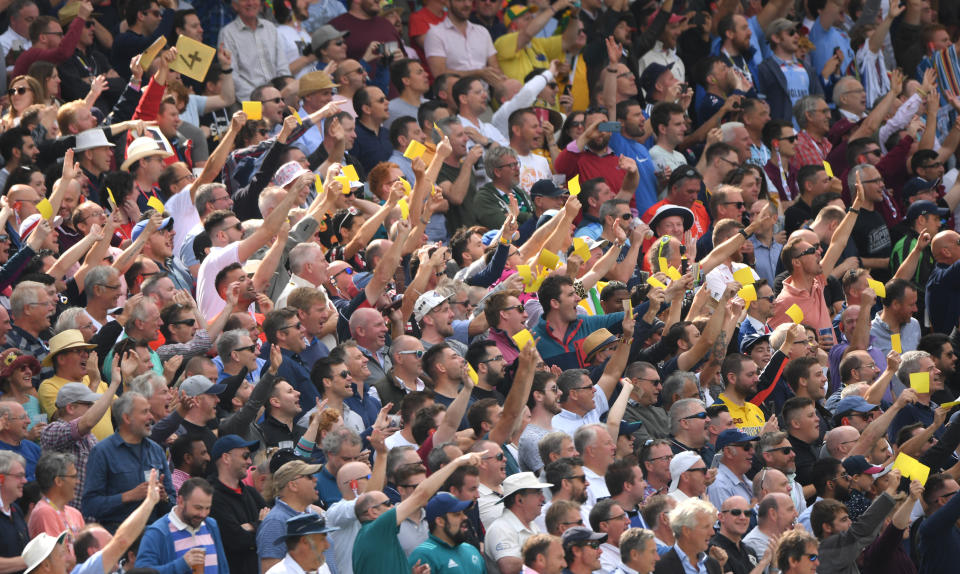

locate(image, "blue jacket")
[[137, 515, 229, 574], [756, 57, 824, 122], [533, 312, 624, 370]]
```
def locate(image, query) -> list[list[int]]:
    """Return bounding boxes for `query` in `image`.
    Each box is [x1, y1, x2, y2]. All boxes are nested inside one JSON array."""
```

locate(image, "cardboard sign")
[[647, 276, 667, 289], [404, 140, 427, 160], [169, 35, 217, 82], [512, 329, 533, 350], [733, 267, 756, 285], [538, 250, 560, 270], [341, 164, 360, 182], [241, 101, 262, 121], [140, 36, 167, 71], [867, 278, 886, 298], [665, 266, 682, 281], [891, 333, 902, 354], [893, 452, 930, 485], [36, 198, 53, 220], [910, 372, 930, 394], [785, 304, 804, 324], [658, 257, 669, 273], [568, 175, 581, 196]]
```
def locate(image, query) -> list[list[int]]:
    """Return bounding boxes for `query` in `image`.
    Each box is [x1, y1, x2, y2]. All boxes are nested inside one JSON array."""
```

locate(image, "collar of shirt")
[[771, 53, 800, 67], [500, 507, 538, 532], [280, 554, 310, 574], [239, 18, 264, 31], [838, 108, 865, 122], [289, 274, 318, 290], [169, 508, 202, 534], [653, 40, 676, 57], [717, 462, 750, 488], [674, 544, 708, 573]]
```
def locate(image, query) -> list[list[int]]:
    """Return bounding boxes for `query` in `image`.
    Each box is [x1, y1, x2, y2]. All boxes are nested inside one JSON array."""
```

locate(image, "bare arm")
[[364, 221, 412, 304], [605, 379, 633, 441], [101, 470, 162, 573], [894, 232, 932, 280], [596, 315, 635, 400], [700, 209, 772, 274], [237, 181, 300, 262], [433, 378, 475, 446], [487, 341, 538, 445], [821, 179, 864, 277], [678, 284, 736, 371], [850, 386, 915, 457], [77, 357, 123, 436], [396, 453, 483, 524], [251, 221, 289, 293]]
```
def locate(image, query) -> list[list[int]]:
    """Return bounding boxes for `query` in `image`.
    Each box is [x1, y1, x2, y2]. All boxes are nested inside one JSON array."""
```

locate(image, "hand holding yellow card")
[[910, 372, 930, 393], [822, 160, 834, 178], [664, 267, 682, 281], [867, 278, 886, 298], [893, 452, 930, 485], [568, 175, 581, 196], [341, 165, 359, 182], [517, 265, 533, 284], [512, 329, 534, 350], [738, 284, 757, 302], [288, 106, 303, 125], [733, 267, 756, 285], [335, 176, 351, 194], [538, 250, 560, 270], [397, 198, 410, 220], [891, 333, 902, 354], [572, 237, 591, 262], [106, 187, 117, 209], [241, 101, 262, 121], [403, 140, 426, 160], [647, 276, 667, 289], [785, 304, 804, 324], [466, 364, 479, 384], [37, 198, 53, 220], [146, 196, 165, 214]]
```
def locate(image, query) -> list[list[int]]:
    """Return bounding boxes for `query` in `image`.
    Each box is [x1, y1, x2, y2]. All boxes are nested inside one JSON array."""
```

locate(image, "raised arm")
[[850, 386, 916, 457], [821, 177, 864, 277], [102, 470, 163, 573], [433, 376, 475, 446], [201, 47, 236, 112], [395, 452, 483, 524], [237, 182, 300, 262], [342, 183, 403, 260], [700, 209, 772, 274], [678, 283, 737, 371], [251, 221, 290, 293], [597, 313, 635, 400], [364, 220, 412, 304], [487, 340, 537, 445]]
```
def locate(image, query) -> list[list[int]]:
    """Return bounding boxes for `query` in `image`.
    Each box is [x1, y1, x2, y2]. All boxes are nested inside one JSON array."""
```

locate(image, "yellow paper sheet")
[[658, 257, 668, 272], [341, 164, 360, 182], [893, 452, 930, 485], [288, 106, 302, 125], [403, 140, 426, 160], [867, 278, 886, 298], [568, 175, 581, 196], [147, 196, 165, 214], [335, 176, 351, 194], [398, 177, 412, 195], [512, 329, 533, 350], [622, 299, 633, 319], [140, 36, 167, 71], [517, 265, 533, 284], [785, 303, 804, 324], [733, 267, 756, 285], [241, 101, 262, 121], [891, 333, 902, 354], [572, 237, 591, 262], [315, 174, 323, 196], [106, 187, 117, 209], [822, 160, 834, 179], [526, 269, 549, 294], [467, 364, 479, 384], [665, 266, 682, 281], [647, 276, 667, 289], [738, 284, 757, 302], [37, 198, 53, 220], [538, 250, 560, 270], [169, 35, 217, 82], [940, 400, 960, 409], [397, 198, 409, 220], [910, 372, 930, 393]]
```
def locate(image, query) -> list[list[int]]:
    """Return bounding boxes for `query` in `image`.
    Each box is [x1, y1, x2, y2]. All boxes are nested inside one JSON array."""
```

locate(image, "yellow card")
[[335, 176, 351, 194], [403, 140, 427, 160], [647, 276, 667, 289], [658, 257, 668, 272], [940, 400, 960, 409], [517, 265, 533, 284], [397, 198, 409, 220], [241, 101, 262, 121], [822, 160, 834, 179], [526, 269, 549, 294], [169, 35, 217, 82], [733, 267, 756, 285], [910, 372, 930, 393], [891, 333, 902, 354], [512, 329, 533, 350], [568, 175, 581, 196], [467, 364, 479, 384], [140, 36, 167, 71], [288, 106, 303, 125], [572, 237, 592, 262], [738, 284, 757, 302], [146, 196, 165, 214], [867, 278, 886, 298], [665, 266, 682, 281], [622, 299, 633, 319], [398, 177, 412, 195], [106, 187, 117, 209], [785, 303, 804, 324], [315, 174, 323, 196], [341, 164, 360, 182], [37, 198, 53, 220], [538, 250, 560, 270], [893, 452, 930, 485]]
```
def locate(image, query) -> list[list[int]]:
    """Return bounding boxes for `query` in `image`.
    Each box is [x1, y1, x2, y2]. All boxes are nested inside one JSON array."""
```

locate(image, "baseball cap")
[[211, 434, 260, 461], [906, 199, 948, 223], [273, 460, 323, 492], [638, 62, 674, 101], [530, 179, 567, 198], [740, 333, 770, 354], [54, 383, 102, 408], [669, 451, 705, 492], [716, 429, 760, 451], [841, 454, 883, 476], [180, 375, 227, 397], [834, 396, 879, 417], [413, 290, 452, 323], [131, 216, 174, 241], [561, 527, 608, 547], [425, 492, 474, 522]]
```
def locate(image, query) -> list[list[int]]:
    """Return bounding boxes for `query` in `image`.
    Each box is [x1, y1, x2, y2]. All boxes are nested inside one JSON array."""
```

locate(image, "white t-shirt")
[[649, 145, 688, 175], [182, 95, 208, 128], [197, 243, 240, 320], [164, 184, 201, 255], [516, 152, 552, 193]]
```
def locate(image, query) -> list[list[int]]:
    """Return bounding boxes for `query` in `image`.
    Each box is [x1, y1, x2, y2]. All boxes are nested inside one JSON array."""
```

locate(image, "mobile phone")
[[535, 108, 550, 124], [562, 84, 571, 96], [597, 121, 621, 133], [388, 414, 402, 429], [383, 41, 399, 55]]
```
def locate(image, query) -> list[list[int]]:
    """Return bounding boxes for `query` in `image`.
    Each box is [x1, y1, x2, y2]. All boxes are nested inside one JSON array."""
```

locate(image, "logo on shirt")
[[448, 559, 459, 568]]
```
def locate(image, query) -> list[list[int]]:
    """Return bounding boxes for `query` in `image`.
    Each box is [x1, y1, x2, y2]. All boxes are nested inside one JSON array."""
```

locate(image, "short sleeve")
[[488, 525, 522, 560], [494, 32, 520, 61], [530, 36, 563, 60], [423, 27, 444, 59]]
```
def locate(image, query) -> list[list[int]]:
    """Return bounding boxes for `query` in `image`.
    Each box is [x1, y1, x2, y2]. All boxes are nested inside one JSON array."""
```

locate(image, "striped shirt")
[[168, 510, 219, 574]]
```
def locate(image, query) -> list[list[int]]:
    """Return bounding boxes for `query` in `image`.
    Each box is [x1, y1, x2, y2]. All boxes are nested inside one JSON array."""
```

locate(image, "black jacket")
[[209, 477, 267, 574], [654, 547, 723, 574]]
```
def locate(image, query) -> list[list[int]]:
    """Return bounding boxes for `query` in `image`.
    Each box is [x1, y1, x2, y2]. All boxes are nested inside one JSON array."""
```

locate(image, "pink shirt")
[[769, 274, 832, 332], [423, 17, 497, 73], [28, 498, 85, 559]]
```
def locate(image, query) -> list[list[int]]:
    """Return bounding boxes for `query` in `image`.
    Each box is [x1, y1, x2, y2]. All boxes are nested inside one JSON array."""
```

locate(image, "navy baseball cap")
[[835, 396, 879, 417], [620, 420, 644, 436], [716, 429, 760, 451], [906, 199, 948, 223], [211, 434, 260, 461], [425, 492, 473, 522]]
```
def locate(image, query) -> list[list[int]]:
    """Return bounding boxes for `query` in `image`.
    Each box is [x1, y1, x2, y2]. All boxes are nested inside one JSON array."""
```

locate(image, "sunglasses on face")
[[503, 304, 525, 313], [560, 519, 584, 526], [334, 370, 350, 379], [797, 246, 818, 257], [7, 87, 30, 96], [169, 318, 196, 327], [618, 213, 632, 221], [263, 97, 284, 104], [234, 344, 256, 353], [682, 411, 708, 420], [777, 135, 798, 143], [764, 446, 794, 455], [724, 201, 745, 209], [569, 121, 585, 128], [580, 541, 602, 549], [398, 350, 425, 358], [279, 322, 302, 331], [332, 267, 354, 279], [483, 452, 505, 461], [722, 509, 749, 516]]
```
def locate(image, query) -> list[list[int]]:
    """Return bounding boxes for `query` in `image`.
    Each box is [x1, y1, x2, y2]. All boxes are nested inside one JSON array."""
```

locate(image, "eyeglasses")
[[633, 377, 662, 386], [0, 235, 10, 242], [939, 490, 959, 500], [482, 452, 505, 461], [497, 162, 519, 169], [342, 474, 372, 484], [723, 201, 745, 209], [920, 162, 943, 169], [718, 156, 740, 167], [647, 453, 673, 463], [860, 177, 884, 185], [759, 295, 775, 303], [569, 121, 584, 128], [147, 9, 162, 16], [235, 451, 251, 460], [332, 267, 354, 279], [777, 135, 798, 143], [59, 473, 78, 478], [604, 512, 628, 522], [257, 128, 270, 136], [169, 318, 196, 326], [7, 86, 31, 96], [722, 508, 749, 516], [560, 519, 584, 526], [571, 384, 595, 391], [480, 355, 504, 363], [764, 446, 794, 455], [398, 350, 425, 358], [234, 344, 256, 353], [371, 499, 394, 510], [279, 322, 302, 331], [502, 304, 525, 313], [682, 412, 707, 420], [732, 443, 754, 451], [177, 173, 198, 184]]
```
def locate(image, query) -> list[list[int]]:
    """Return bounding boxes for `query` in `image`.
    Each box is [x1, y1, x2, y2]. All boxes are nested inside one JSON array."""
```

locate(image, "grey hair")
[[54, 307, 88, 335], [792, 95, 824, 129], [847, 164, 875, 192], [128, 372, 166, 397], [194, 183, 227, 214], [216, 329, 249, 359], [668, 498, 717, 538], [483, 145, 518, 177], [662, 371, 696, 409], [36, 451, 75, 492], [128, 299, 157, 326], [0, 450, 26, 475], [288, 243, 323, 275], [427, 441, 458, 472], [436, 116, 461, 139], [897, 350, 932, 386], [599, 199, 630, 222], [620, 528, 657, 563], [720, 122, 746, 142], [670, 398, 706, 435], [0, 401, 20, 422], [385, 445, 418, 482], [84, 265, 119, 299], [538, 431, 571, 465], [321, 426, 362, 456], [113, 391, 146, 422], [257, 186, 286, 219], [10, 281, 45, 318], [573, 423, 604, 456]]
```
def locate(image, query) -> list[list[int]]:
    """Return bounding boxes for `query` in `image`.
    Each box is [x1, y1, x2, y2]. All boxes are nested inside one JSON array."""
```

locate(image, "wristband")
[[499, 235, 511, 245], [850, 207, 860, 214], [738, 229, 750, 239], [221, 68, 233, 74]]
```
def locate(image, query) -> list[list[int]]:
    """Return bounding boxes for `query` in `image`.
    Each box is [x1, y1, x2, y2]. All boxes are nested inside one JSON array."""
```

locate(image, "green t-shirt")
[[353, 507, 407, 573], [408, 534, 487, 574]]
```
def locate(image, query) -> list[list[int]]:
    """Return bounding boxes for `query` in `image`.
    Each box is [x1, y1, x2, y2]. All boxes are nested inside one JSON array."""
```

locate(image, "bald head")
[[349, 307, 382, 336], [336, 461, 373, 498], [932, 230, 960, 264], [825, 426, 859, 458], [789, 228, 818, 246], [392, 335, 420, 352]]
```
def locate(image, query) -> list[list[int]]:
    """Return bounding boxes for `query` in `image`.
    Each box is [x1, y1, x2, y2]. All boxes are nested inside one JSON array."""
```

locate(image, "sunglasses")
[[618, 213, 632, 221], [803, 554, 819, 562], [7, 87, 30, 96], [580, 541, 602, 549], [169, 318, 196, 326], [482, 452, 505, 461], [569, 121, 584, 128], [332, 267, 354, 279], [234, 344, 256, 353], [560, 519, 584, 526], [257, 128, 270, 136], [685, 467, 708, 474], [398, 350, 425, 358], [503, 304, 525, 313], [682, 412, 708, 420], [724, 201, 745, 209], [796, 246, 817, 257], [0, 235, 10, 242], [764, 446, 794, 455], [279, 322, 302, 331], [722, 509, 749, 516], [263, 97, 284, 104], [777, 135, 798, 143], [334, 370, 350, 378]]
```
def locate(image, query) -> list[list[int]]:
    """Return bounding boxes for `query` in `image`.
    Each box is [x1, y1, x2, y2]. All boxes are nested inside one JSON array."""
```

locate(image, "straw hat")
[[298, 71, 338, 98], [42, 329, 96, 367], [121, 137, 172, 171]]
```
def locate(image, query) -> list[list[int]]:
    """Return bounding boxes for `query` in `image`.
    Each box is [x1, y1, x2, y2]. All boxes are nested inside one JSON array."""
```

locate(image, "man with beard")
[[797, 458, 850, 532], [918, 333, 959, 403], [466, 340, 507, 403], [169, 435, 210, 493], [409, 492, 484, 574], [136, 478, 229, 572], [608, 99, 661, 215], [715, 14, 758, 100], [519, 372, 560, 473], [717, 354, 767, 437], [555, 107, 640, 211], [416, 290, 468, 356], [538, 457, 589, 531]]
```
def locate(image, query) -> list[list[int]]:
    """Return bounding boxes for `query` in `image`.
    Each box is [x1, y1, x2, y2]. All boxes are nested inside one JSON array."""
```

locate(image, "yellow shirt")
[[494, 32, 563, 81], [38, 375, 114, 441], [717, 393, 766, 437]]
